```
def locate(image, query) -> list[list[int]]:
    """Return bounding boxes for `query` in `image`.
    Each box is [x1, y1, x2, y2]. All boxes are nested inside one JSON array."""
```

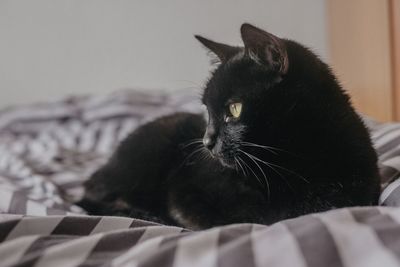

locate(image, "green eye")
[[228, 102, 242, 118]]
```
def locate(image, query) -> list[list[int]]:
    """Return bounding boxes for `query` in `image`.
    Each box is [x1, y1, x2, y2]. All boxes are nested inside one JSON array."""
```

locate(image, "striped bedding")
[[1, 89, 400, 267]]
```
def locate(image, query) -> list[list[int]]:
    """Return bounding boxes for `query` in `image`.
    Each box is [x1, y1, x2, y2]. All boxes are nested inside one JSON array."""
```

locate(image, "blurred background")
[[0, 0, 399, 121]]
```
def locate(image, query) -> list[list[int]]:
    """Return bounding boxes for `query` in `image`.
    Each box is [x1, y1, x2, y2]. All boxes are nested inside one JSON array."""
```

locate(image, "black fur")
[[78, 23, 381, 230]]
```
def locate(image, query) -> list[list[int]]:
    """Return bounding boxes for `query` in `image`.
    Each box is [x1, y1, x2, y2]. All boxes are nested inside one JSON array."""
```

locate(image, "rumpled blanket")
[[1, 89, 400, 267]]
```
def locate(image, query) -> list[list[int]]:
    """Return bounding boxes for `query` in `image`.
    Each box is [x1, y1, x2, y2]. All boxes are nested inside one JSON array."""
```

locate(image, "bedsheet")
[[1, 89, 400, 267]]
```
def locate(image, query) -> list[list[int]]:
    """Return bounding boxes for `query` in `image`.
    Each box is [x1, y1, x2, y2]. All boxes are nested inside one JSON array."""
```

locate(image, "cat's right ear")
[[240, 23, 289, 75], [195, 35, 241, 63]]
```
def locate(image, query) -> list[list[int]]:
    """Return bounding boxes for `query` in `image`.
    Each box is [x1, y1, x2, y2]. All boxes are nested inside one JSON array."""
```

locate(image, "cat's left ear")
[[195, 35, 241, 63], [240, 23, 288, 75]]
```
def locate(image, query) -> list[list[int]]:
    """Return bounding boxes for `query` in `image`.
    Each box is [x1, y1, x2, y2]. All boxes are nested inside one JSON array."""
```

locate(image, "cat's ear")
[[195, 35, 241, 63], [240, 23, 288, 75]]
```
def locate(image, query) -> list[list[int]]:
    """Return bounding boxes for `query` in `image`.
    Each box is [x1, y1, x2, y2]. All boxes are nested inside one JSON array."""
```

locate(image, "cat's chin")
[[215, 156, 236, 169], [205, 150, 234, 168]]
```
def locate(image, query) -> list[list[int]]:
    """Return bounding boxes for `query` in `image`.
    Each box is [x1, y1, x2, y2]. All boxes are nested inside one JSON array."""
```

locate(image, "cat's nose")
[[203, 137, 215, 150], [203, 125, 216, 150]]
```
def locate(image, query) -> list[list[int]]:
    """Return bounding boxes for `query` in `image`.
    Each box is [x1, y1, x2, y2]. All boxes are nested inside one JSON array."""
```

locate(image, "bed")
[[1, 89, 400, 267]]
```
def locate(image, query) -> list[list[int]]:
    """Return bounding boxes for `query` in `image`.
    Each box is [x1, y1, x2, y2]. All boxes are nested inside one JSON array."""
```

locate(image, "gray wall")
[[0, 0, 327, 107]]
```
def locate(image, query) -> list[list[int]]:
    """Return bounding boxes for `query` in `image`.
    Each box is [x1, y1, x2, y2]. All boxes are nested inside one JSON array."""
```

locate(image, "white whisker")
[[241, 141, 298, 157], [238, 156, 251, 178], [182, 138, 203, 148], [241, 142, 278, 155], [242, 149, 309, 184], [235, 156, 247, 177], [183, 145, 205, 165], [237, 153, 268, 199], [239, 149, 270, 199]]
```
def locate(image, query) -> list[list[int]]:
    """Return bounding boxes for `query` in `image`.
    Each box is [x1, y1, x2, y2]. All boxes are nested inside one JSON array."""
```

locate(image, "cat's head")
[[196, 23, 335, 169]]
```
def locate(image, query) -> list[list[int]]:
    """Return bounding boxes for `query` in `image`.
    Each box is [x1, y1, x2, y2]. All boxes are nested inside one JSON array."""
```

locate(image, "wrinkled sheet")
[[1, 89, 400, 267]]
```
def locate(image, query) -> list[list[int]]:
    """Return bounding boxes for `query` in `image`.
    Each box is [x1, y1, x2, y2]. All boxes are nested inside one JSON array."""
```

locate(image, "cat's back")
[[110, 111, 207, 180], [81, 112, 206, 216]]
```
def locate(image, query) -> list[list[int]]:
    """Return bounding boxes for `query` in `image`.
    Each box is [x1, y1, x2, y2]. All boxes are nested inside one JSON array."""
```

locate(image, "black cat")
[[78, 23, 381, 230]]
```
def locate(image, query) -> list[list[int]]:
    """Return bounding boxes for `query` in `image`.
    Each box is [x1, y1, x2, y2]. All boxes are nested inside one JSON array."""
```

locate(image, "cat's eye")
[[228, 102, 242, 119]]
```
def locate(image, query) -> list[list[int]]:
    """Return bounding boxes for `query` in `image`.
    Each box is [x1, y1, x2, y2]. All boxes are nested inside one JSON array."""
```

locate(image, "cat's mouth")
[[202, 137, 238, 168]]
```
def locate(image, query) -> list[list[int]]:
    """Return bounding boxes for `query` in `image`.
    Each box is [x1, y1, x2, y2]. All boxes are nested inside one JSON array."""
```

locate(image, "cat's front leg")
[[167, 183, 272, 229]]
